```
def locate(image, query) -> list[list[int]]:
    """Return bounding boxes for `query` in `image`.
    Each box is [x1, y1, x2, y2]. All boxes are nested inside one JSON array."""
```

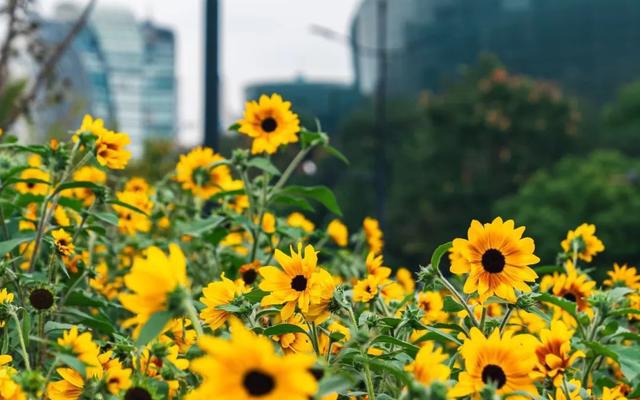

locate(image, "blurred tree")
[[331, 57, 584, 266], [495, 151, 640, 269], [601, 80, 640, 156]]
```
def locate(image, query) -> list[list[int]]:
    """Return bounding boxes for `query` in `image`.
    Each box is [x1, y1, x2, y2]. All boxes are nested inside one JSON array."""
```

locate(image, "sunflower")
[[416, 291, 448, 324], [165, 318, 198, 354], [259, 243, 332, 319], [549, 379, 589, 400], [200, 275, 247, 330], [327, 219, 348, 247], [396, 267, 415, 293], [602, 386, 628, 400], [318, 321, 350, 355], [187, 319, 316, 400], [0, 289, 13, 327], [449, 328, 538, 399], [238, 261, 261, 286], [175, 146, 234, 200], [353, 275, 380, 303], [112, 190, 152, 235], [405, 341, 450, 386], [303, 267, 336, 324], [68, 166, 107, 206], [561, 223, 604, 263], [259, 212, 276, 234], [540, 260, 595, 325], [237, 93, 300, 155], [272, 313, 313, 354], [363, 217, 383, 254], [57, 326, 102, 378], [51, 229, 74, 256], [47, 368, 84, 400], [604, 263, 640, 289], [94, 129, 131, 170], [365, 251, 391, 280], [89, 261, 123, 300], [15, 167, 50, 196], [287, 212, 315, 233], [119, 244, 188, 331], [0, 357, 25, 400], [451, 217, 540, 302], [74, 114, 107, 139], [532, 320, 584, 386], [124, 177, 152, 194]]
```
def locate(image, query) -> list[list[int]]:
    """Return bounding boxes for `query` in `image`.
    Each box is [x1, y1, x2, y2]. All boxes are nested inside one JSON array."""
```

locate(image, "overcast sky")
[[41, 0, 361, 146]]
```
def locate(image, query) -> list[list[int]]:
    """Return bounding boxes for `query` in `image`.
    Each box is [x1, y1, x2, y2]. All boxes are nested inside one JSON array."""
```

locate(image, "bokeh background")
[[3, 0, 640, 269]]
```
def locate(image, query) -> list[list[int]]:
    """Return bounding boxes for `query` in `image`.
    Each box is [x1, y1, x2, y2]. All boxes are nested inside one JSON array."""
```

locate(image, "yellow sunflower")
[[119, 244, 188, 331], [74, 114, 106, 139], [259, 243, 331, 319], [47, 368, 84, 400], [561, 223, 604, 263], [238, 261, 261, 286], [272, 313, 313, 354], [416, 291, 448, 324], [112, 190, 153, 235], [604, 263, 640, 289], [396, 267, 415, 294], [365, 251, 391, 280], [187, 319, 316, 400], [0, 356, 25, 400], [449, 327, 538, 399], [540, 260, 595, 325], [15, 167, 50, 196], [259, 212, 276, 234], [327, 219, 348, 247], [237, 93, 300, 155], [51, 229, 74, 256], [405, 341, 450, 386], [287, 212, 315, 233], [200, 274, 247, 330], [57, 326, 102, 378], [175, 146, 234, 200], [94, 129, 131, 170], [532, 320, 584, 386], [353, 275, 380, 303], [451, 217, 540, 302], [124, 177, 152, 194], [68, 166, 107, 206], [363, 217, 383, 254], [549, 379, 589, 400]]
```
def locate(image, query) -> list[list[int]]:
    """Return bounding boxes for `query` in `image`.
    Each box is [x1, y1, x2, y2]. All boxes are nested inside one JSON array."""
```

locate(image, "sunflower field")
[[0, 94, 637, 400]]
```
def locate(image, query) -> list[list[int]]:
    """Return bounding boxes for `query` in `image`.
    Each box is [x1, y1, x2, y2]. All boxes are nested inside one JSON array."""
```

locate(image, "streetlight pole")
[[204, 0, 220, 149]]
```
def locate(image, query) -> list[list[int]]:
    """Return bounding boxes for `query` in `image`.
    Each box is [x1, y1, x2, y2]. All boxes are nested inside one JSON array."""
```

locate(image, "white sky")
[[41, 0, 361, 146]]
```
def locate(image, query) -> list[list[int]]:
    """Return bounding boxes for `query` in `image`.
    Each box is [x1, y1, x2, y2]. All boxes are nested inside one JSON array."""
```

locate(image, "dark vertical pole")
[[374, 0, 387, 227], [204, 0, 219, 149]]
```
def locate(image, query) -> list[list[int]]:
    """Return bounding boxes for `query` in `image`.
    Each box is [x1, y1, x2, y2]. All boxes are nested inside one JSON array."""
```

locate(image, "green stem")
[[436, 273, 480, 330], [184, 297, 204, 337], [499, 305, 514, 334], [9, 309, 31, 371], [363, 360, 376, 400], [271, 146, 312, 193]]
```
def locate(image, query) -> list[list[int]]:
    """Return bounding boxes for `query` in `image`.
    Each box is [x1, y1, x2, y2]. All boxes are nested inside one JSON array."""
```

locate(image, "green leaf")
[[0, 233, 36, 255], [244, 288, 268, 304], [63, 291, 105, 307], [262, 323, 307, 336], [322, 145, 349, 165], [534, 292, 578, 320], [61, 309, 116, 335], [534, 264, 563, 274], [316, 373, 357, 397], [413, 322, 462, 346], [442, 296, 464, 312], [179, 216, 225, 237], [300, 129, 328, 148], [370, 335, 419, 358], [56, 353, 87, 378], [609, 307, 640, 317], [246, 157, 281, 176], [90, 212, 119, 226], [606, 287, 633, 303], [609, 345, 640, 382], [278, 185, 342, 216], [215, 304, 244, 313], [271, 194, 315, 213], [430, 241, 452, 271], [54, 181, 102, 195], [108, 199, 149, 216], [44, 321, 75, 334], [136, 311, 173, 346], [228, 122, 240, 131]]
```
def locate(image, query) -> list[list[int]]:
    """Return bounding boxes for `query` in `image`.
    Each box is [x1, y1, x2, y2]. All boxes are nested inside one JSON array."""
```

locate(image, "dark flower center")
[[261, 117, 278, 133], [26, 182, 35, 189], [481, 364, 507, 388], [243, 369, 275, 396], [481, 249, 506, 273], [242, 269, 258, 285], [563, 292, 577, 302], [124, 387, 152, 400], [29, 288, 54, 310], [309, 367, 324, 381], [291, 275, 308, 291]]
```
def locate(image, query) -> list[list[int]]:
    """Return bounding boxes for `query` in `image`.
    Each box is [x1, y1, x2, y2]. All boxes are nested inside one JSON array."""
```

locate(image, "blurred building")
[[32, 3, 177, 155], [352, 0, 640, 102], [245, 77, 361, 135], [141, 21, 177, 140]]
